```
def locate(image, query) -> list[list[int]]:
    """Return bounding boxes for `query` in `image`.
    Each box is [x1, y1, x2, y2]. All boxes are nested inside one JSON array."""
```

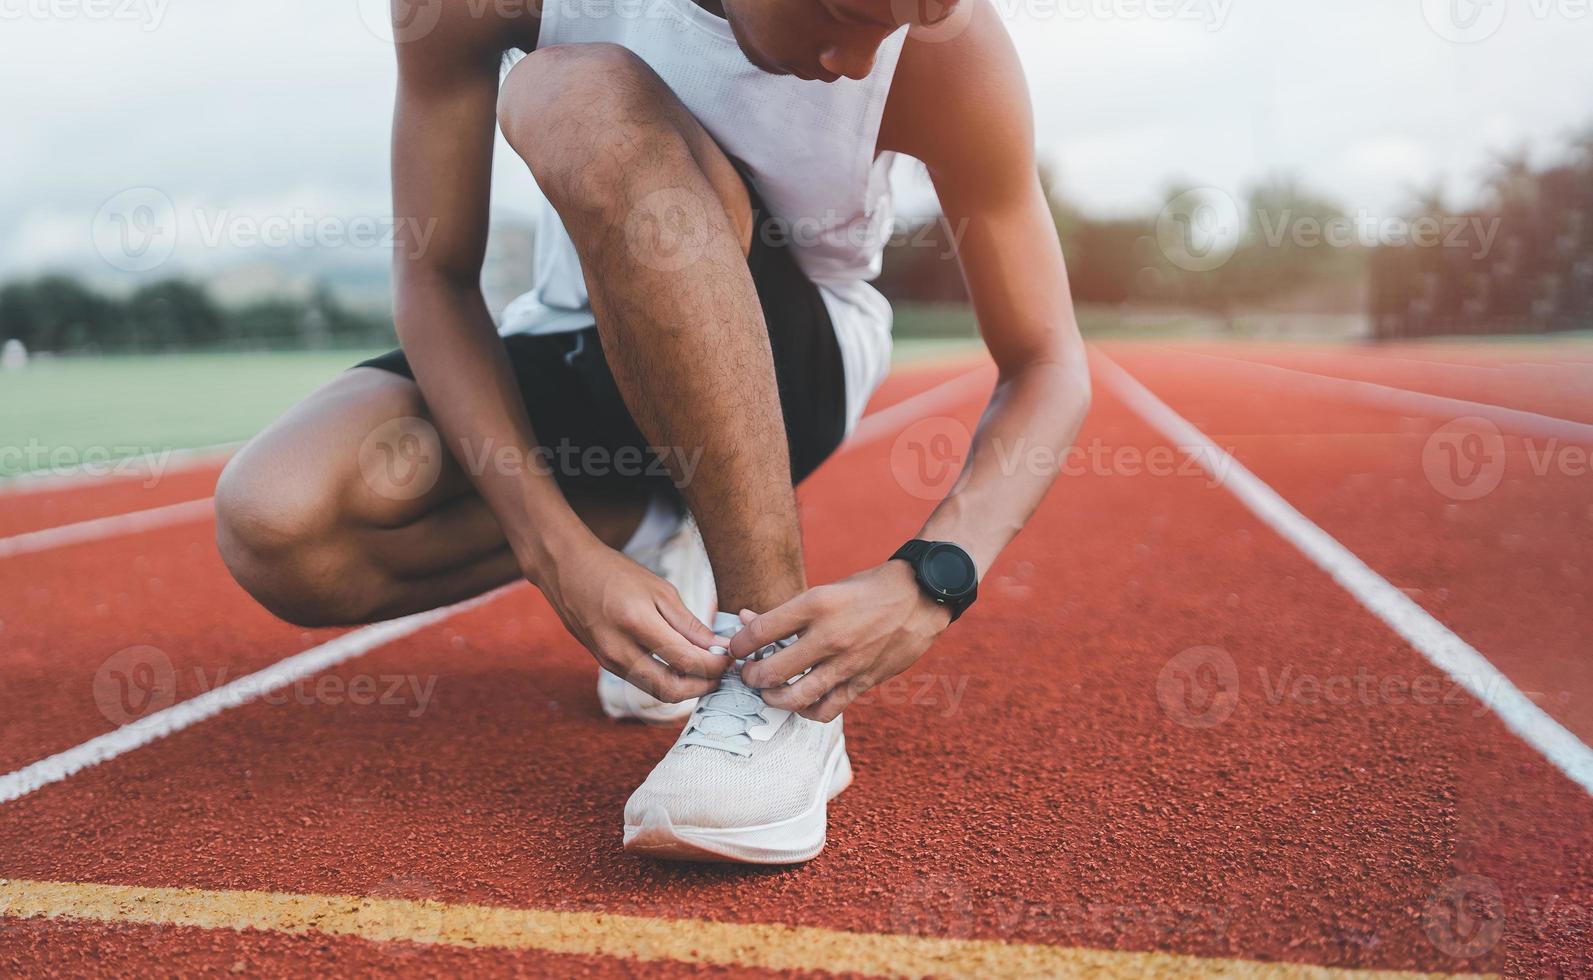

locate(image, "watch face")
[[922, 544, 977, 598]]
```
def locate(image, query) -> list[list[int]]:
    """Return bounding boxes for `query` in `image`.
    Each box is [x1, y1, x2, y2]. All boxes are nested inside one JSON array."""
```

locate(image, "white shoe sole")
[[622, 737, 853, 864]]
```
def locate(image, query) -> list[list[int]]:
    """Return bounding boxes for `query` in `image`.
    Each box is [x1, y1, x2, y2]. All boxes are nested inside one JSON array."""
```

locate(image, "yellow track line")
[[0, 878, 1493, 979]]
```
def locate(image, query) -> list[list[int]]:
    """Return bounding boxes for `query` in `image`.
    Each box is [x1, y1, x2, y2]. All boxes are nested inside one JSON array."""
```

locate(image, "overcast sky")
[[3, 0, 1591, 280]]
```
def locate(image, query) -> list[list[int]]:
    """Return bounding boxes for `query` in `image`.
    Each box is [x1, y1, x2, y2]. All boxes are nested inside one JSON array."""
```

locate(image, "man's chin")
[[744, 49, 792, 77], [747, 55, 840, 83]]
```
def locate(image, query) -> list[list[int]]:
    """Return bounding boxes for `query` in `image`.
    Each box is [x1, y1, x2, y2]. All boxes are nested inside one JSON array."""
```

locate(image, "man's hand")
[[531, 541, 727, 704], [727, 560, 952, 722]]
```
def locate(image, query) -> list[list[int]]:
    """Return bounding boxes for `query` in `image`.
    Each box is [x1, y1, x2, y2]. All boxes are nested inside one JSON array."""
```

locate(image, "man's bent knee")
[[215, 443, 376, 628], [497, 43, 659, 148], [497, 43, 706, 215]]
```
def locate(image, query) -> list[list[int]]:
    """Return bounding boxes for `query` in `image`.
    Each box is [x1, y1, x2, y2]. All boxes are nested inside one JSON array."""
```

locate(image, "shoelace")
[[678, 627, 790, 755]]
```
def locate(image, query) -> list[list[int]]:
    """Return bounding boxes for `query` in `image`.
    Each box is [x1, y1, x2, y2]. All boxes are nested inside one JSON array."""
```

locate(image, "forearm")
[[917, 348, 1091, 577], [392, 273, 596, 577]]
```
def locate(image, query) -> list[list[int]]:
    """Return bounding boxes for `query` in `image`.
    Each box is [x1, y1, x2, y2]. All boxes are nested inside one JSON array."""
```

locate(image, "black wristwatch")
[[891, 540, 979, 623]]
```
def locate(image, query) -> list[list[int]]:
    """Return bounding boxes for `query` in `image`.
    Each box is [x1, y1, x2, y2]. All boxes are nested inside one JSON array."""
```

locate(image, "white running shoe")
[[622, 614, 852, 864], [598, 510, 717, 726]]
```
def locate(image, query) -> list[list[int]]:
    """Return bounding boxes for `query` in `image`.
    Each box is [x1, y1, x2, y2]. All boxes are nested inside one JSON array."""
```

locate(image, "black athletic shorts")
[[355, 166, 848, 499]]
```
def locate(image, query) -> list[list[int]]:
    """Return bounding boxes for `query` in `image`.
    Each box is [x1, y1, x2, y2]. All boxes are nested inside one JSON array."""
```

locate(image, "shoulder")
[[878, 2, 1034, 179]]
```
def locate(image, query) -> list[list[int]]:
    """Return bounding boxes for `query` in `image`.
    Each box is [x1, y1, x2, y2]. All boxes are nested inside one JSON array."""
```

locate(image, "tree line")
[[877, 169, 1362, 317], [1370, 130, 1593, 339], [0, 276, 393, 354], [7, 130, 1589, 354], [879, 123, 1593, 338]]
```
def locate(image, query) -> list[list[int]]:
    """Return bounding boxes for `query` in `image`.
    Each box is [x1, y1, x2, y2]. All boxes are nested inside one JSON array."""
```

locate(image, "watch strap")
[[891, 540, 932, 564]]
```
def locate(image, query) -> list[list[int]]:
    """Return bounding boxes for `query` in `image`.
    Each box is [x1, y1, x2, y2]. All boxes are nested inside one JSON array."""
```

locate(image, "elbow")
[[394, 263, 478, 307], [1057, 324, 1092, 420], [1071, 347, 1093, 421], [1034, 328, 1093, 419]]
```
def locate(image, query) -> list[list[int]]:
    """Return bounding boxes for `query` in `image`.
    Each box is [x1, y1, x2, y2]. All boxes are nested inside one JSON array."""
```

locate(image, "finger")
[[727, 592, 822, 659], [616, 643, 718, 703], [798, 679, 861, 723], [654, 593, 721, 652], [760, 661, 848, 713], [630, 612, 730, 680], [740, 637, 827, 689]]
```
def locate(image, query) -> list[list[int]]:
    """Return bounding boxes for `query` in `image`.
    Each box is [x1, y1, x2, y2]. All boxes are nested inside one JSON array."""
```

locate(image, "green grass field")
[[11, 302, 1498, 480], [0, 302, 1374, 480], [1, 350, 384, 478], [0, 335, 982, 479], [0, 299, 1016, 480]]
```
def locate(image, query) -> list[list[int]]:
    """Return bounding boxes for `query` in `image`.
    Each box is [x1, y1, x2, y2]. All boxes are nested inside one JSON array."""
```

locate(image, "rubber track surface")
[[2, 351, 1589, 976]]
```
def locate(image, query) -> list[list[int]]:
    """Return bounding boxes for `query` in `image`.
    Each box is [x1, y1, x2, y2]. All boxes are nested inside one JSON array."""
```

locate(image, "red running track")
[[1102, 344, 1593, 744], [1, 347, 1590, 976], [0, 367, 970, 777]]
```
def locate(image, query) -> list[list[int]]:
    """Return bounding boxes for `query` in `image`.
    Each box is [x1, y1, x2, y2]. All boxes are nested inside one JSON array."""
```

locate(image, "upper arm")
[[390, 10, 512, 289], [879, 7, 1079, 373]]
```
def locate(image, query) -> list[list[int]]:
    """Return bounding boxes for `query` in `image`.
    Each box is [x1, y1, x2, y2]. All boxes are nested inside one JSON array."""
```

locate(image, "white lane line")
[[0, 442, 239, 497], [1301, 348, 1593, 381], [0, 369, 987, 803], [848, 364, 992, 449], [1092, 348, 1593, 796], [0, 586, 519, 805], [0, 498, 215, 561], [1146, 346, 1593, 444], [0, 366, 995, 562]]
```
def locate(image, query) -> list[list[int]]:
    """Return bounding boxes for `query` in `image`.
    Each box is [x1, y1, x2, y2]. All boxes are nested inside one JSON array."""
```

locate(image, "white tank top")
[[498, 0, 906, 434]]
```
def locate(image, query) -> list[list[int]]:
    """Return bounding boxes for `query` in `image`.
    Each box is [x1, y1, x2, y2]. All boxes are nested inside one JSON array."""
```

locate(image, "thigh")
[[353, 334, 680, 506], [223, 363, 475, 532], [517, 167, 850, 490]]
